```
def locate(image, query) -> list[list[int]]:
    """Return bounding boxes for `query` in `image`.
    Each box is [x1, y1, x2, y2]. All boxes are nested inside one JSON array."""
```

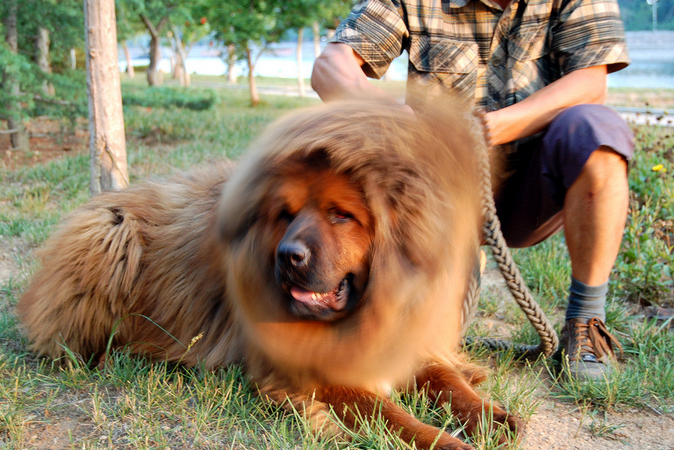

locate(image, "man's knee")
[[546, 104, 634, 162], [576, 147, 629, 191]]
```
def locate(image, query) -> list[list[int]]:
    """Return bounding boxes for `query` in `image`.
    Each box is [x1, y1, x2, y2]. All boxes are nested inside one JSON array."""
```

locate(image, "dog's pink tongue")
[[290, 286, 340, 309], [290, 287, 316, 304]]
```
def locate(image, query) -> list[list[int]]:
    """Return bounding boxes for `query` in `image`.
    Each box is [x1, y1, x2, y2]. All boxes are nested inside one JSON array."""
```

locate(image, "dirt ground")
[[0, 117, 88, 170], [2, 115, 673, 450]]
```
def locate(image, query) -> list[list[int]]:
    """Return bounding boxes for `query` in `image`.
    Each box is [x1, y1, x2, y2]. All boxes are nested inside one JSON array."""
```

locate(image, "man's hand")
[[485, 65, 608, 146], [311, 43, 401, 105]]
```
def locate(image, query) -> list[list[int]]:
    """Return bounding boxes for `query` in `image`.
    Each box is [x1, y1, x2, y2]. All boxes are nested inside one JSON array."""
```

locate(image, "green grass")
[[1, 84, 673, 448]]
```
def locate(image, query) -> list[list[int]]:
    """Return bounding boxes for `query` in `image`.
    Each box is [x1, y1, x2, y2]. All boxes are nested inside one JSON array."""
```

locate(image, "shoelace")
[[569, 317, 624, 361]]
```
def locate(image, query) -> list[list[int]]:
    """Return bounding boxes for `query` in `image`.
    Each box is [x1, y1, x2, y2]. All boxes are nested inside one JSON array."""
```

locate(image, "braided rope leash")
[[462, 110, 559, 360]]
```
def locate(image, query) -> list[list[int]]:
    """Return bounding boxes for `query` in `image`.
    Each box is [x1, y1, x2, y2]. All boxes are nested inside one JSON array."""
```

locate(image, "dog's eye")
[[278, 208, 295, 223], [330, 208, 354, 224]]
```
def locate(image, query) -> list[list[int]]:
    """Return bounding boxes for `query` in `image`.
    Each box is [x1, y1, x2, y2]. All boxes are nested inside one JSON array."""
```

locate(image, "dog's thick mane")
[[218, 100, 481, 391]]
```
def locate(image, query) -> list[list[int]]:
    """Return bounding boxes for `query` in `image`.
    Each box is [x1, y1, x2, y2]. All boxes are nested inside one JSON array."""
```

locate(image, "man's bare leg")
[[564, 147, 629, 286], [561, 147, 628, 380]]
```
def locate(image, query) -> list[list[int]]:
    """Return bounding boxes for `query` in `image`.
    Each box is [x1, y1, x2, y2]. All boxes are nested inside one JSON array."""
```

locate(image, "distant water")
[[119, 32, 674, 89]]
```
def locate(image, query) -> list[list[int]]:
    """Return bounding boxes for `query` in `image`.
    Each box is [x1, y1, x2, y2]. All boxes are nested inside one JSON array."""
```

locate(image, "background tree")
[[120, 0, 178, 86], [1, 0, 84, 150], [84, 0, 129, 194], [1, 0, 29, 150], [619, 0, 674, 29], [204, 0, 289, 106], [277, 1, 354, 97], [168, 12, 211, 87], [116, 0, 147, 79], [29, 0, 85, 103]]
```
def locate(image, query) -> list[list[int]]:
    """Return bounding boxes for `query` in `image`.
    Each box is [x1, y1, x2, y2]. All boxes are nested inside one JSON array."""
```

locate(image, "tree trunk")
[[296, 28, 305, 98], [246, 46, 259, 106], [147, 33, 163, 86], [312, 21, 321, 58], [171, 26, 190, 87], [141, 14, 166, 86], [84, 0, 129, 195], [226, 44, 237, 84], [2, 1, 29, 151], [36, 27, 56, 96], [70, 48, 77, 69], [123, 41, 135, 78]]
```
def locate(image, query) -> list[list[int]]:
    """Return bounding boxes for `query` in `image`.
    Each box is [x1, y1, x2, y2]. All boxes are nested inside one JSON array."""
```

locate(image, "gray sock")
[[565, 277, 608, 322]]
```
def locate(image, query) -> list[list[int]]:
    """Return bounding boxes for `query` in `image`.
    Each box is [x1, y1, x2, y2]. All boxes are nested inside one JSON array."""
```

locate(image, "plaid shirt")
[[333, 0, 630, 111]]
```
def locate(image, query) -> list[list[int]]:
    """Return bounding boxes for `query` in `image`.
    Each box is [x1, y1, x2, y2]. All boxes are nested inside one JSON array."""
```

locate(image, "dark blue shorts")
[[493, 104, 634, 248]]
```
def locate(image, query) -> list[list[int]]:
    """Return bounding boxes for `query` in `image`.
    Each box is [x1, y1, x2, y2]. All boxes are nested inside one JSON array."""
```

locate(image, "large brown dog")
[[17, 101, 521, 449]]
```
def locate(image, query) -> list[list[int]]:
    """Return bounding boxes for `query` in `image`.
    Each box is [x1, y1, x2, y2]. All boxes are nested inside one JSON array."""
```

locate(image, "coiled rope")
[[461, 111, 559, 360]]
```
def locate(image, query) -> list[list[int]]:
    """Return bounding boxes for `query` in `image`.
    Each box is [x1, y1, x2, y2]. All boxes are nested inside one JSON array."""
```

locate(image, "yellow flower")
[[651, 164, 667, 173]]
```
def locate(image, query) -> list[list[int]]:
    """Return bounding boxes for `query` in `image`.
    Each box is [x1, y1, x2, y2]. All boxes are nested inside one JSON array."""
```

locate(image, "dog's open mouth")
[[288, 277, 350, 319]]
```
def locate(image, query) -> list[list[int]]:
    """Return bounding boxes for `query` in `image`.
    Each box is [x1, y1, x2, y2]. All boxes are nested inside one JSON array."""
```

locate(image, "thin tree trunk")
[[246, 46, 259, 106], [296, 28, 305, 98], [70, 48, 77, 69], [171, 26, 190, 87], [84, 0, 129, 195], [312, 21, 321, 58], [2, 1, 29, 150], [297, 28, 306, 97], [36, 27, 56, 96], [140, 14, 167, 86], [226, 43, 237, 84], [123, 41, 135, 78]]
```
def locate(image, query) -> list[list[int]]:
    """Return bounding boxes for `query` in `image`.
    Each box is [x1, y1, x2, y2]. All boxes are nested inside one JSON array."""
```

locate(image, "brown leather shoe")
[[560, 317, 623, 382]]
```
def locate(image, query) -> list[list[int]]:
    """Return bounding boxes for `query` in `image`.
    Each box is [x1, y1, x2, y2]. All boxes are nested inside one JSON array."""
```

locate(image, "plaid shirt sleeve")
[[332, 0, 409, 79], [552, 0, 630, 75]]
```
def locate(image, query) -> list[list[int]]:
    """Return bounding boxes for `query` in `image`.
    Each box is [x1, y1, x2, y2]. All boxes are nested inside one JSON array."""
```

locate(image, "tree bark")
[[36, 27, 56, 96], [147, 32, 163, 86], [123, 41, 135, 78], [2, 0, 29, 150], [140, 14, 167, 86], [246, 46, 260, 106], [312, 21, 321, 58], [296, 28, 306, 98], [226, 44, 237, 84], [84, 0, 129, 195]]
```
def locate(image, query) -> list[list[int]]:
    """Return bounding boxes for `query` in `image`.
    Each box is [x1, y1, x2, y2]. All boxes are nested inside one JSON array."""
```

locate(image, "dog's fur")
[[17, 101, 521, 449]]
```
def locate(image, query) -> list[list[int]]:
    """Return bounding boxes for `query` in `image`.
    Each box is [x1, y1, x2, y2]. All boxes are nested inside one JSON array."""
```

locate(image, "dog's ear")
[[216, 172, 264, 243], [362, 166, 442, 272], [215, 146, 279, 244]]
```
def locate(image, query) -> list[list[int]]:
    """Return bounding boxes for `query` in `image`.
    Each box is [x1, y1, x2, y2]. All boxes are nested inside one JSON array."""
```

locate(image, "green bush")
[[122, 86, 219, 111]]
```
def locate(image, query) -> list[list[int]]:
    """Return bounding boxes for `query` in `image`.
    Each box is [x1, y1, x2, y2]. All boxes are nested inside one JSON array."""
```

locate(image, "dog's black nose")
[[277, 241, 310, 267]]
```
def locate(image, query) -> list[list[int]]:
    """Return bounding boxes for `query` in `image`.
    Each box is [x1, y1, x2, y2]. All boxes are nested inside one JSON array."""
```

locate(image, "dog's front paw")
[[492, 408, 525, 444], [436, 440, 474, 450]]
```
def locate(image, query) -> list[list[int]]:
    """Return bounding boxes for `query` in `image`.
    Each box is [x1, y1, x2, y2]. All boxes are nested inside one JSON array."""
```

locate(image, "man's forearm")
[[486, 65, 608, 146]]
